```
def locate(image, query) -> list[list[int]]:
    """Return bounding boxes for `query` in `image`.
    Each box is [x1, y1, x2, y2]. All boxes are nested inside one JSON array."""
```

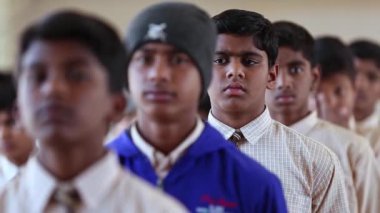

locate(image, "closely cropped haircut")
[[18, 10, 127, 93], [274, 21, 316, 67], [349, 40, 380, 69], [0, 72, 16, 111], [314, 36, 355, 82], [212, 9, 278, 67]]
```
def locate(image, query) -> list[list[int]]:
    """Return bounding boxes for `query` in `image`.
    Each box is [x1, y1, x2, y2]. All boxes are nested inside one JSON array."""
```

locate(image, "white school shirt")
[[131, 118, 204, 179], [0, 152, 187, 213], [208, 107, 350, 213], [0, 156, 18, 187], [291, 111, 380, 213], [352, 111, 380, 165]]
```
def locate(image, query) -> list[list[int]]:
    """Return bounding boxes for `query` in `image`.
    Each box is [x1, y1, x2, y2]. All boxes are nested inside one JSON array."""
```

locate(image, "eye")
[[289, 66, 303, 75], [66, 68, 89, 82], [334, 86, 343, 97], [213, 56, 228, 65], [27, 66, 47, 85], [132, 52, 154, 65], [241, 58, 259, 67], [171, 53, 191, 65]]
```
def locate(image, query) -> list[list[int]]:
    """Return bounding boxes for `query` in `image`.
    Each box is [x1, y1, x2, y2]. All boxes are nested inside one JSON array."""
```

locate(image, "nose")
[[355, 73, 367, 91], [276, 69, 292, 90], [225, 58, 245, 80], [40, 70, 68, 99], [147, 57, 171, 83]]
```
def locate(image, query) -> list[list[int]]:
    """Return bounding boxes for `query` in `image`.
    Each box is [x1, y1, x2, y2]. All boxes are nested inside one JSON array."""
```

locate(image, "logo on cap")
[[145, 23, 167, 41]]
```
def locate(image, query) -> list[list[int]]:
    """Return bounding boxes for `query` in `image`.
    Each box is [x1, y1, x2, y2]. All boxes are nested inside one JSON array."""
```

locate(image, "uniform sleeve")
[[311, 150, 350, 213], [350, 138, 380, 213]]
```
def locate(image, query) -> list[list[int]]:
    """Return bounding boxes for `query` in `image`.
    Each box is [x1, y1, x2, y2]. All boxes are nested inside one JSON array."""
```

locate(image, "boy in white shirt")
[[0, 10, 186, 213], [267, 22, 380, 213]]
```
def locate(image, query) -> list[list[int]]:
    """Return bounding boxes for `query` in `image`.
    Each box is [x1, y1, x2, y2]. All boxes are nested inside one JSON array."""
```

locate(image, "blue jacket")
[[108, 123, 287, 213]]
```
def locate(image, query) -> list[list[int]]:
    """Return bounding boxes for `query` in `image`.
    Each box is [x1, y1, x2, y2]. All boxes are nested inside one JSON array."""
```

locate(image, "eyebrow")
[[138, 46, 185, 55], [215, 50, 263, 58], [286, 60, 306, 67]]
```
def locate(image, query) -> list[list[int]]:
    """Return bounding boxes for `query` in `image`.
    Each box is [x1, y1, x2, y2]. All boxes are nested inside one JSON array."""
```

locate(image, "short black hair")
[[0, 72, 16, 111], [273, 21, 316, 67], [314, 36, 355, 82], [349, 40, 380, 69], [18, 10, 127, 93], [212, 9, 278, 67]]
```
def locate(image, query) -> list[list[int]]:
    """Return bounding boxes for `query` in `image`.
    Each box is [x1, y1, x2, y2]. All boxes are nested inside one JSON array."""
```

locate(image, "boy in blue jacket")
[[108, 2, 287, 212]]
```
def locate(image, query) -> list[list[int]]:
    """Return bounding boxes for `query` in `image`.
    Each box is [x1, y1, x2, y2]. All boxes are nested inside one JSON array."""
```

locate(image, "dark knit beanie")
[[125, 2, 217, 98]]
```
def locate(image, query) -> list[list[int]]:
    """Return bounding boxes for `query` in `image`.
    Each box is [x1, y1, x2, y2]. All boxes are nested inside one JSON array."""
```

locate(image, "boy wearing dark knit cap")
[[108, 2, 287, 212]]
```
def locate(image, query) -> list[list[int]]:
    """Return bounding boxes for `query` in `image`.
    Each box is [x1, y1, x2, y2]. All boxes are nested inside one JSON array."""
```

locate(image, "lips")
[[36, 102, 73, 124], [223, 83, 246, 96], [275, 93, 295, 104], [143, 90, 176, 102]]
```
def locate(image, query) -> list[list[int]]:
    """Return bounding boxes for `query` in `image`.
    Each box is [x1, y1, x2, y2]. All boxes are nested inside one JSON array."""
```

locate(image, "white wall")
[[2, 0, 380, 69]]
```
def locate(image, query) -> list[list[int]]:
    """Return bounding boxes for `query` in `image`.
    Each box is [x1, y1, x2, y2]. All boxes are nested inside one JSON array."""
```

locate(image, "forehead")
[[277, 47, 309, 64], [21, 39, 99, 68], [320, 73, 352, 88], [354, 58, 380, 72], [215, 34, 266, 56], [135, 42, 185, 55]]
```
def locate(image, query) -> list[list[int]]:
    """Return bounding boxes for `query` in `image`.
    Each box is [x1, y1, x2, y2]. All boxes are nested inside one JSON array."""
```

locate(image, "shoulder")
[[118, 170, 187, 212]]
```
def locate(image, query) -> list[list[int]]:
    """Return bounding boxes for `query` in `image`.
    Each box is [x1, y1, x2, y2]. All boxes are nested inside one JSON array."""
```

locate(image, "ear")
[[266, 64, 278, 90], [310, 65, 321, 92], [108, 93, 127, 124]]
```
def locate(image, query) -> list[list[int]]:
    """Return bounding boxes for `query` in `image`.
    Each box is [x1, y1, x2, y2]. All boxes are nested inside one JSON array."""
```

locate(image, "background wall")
[[1, 0, 380, 70]]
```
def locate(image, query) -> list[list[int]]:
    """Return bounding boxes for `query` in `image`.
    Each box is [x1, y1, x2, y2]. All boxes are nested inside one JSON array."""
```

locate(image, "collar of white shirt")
[[130, 117, 205, 166], [24, 152, 120, 212], [290, 111, 317, 135], [356, 110, 380, 131], [207, 107, 272, 145]]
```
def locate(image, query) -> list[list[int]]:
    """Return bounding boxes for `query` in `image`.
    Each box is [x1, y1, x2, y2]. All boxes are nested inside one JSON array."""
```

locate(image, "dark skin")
[[18, 40, 125, 180], [208, 34, 277, 129], [128, 43, 201, 155], [267, 47, 320, 126]]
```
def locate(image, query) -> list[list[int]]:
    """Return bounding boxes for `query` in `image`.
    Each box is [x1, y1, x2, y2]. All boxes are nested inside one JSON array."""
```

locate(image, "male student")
[[207, 9, 349, 212], [313, 37, 357, 129], [349, 40, 380, 154], [108, 2, 287, 212], [0, 10, 187, 212], [267, 22, 380, 213], [0, 72, 34, 186]]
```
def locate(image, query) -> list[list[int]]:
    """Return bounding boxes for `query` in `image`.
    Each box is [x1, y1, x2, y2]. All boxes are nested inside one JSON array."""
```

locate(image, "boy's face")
[[353, 58, 380, 115], [0, 110, 34, 164], [18, 40, 120, 146], [266, 47, 318, 117], [316, 73, 355, 127], [128, 43, 201, 122], [208, 34, 276, 116]]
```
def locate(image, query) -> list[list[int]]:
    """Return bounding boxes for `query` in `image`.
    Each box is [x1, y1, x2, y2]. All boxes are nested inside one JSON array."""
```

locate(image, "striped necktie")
[[53, 184, 81, 213], [229, 129, 245, 147]]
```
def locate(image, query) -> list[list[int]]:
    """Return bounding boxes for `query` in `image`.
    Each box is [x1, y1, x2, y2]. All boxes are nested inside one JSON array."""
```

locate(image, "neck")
[[354, 106, 374, 122], [11, 155, 30, 167], [270, 107, 311, 126], [136, 112, 198, 155], [211, 105, 265, 129], [37, 139, 106, 181]]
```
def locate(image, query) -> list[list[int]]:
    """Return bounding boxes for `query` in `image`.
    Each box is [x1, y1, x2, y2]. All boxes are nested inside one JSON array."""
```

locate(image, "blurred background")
[[1, 0, 379, 70]]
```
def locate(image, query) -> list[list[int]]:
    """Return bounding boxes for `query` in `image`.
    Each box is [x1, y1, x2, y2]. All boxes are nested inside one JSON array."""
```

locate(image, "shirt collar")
[[25, 152, 120, 211], [290, 111, 318, 135], [356, 110, 379, 131], [208, 107, 272, 145], [130, 118, 205, 165]]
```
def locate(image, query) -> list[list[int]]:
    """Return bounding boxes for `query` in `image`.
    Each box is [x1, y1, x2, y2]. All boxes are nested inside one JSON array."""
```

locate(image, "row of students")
[[1, 1, 380, 212]]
